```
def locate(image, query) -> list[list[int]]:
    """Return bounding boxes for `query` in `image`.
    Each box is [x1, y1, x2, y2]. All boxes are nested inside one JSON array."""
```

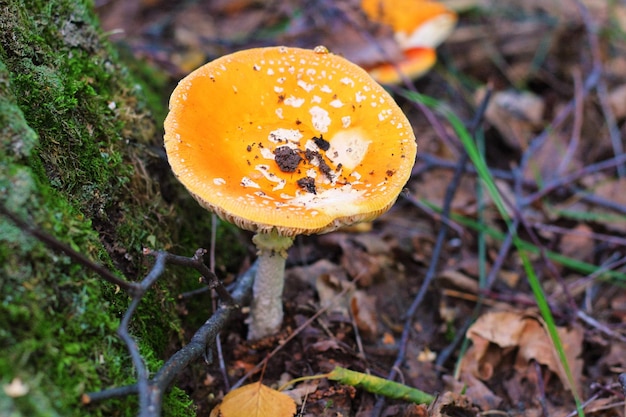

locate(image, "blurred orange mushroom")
[[366, 47, 437, 85], [360, 0, 457, 83], [164, 46, 416, 339]]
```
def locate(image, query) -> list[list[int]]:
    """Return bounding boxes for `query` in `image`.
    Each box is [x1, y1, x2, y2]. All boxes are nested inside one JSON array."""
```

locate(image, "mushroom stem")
[[247, 230, 294, 340]]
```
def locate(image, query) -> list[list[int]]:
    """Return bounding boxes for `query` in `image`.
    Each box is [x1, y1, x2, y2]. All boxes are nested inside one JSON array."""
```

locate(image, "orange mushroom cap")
[[164, 46, 416, 237], [361, 0, 457, 50], [366, 47, 436, 85]]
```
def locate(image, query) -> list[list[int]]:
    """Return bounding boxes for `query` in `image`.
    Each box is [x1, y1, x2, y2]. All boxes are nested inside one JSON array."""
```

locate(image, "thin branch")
[[146, 248, 236, 306], [515, 48, 602, 199], [402, 191, 464, 236], [413, 152, 526, 186], [557, 69, 584, 176], [152, 262, 255, 390], [231, 267, 360, 390], [575, 187, 626, 215], [575, 0, 625, 179], [1, 201, 255, 416], [522, 153, 626, 206], [576, 310, 626, 344], [530, 222, 626, 247], [82, 261, 256, 416], [597, 80, 625, 178], [0, 203, 136, 294], [373, 88, 493, 417]]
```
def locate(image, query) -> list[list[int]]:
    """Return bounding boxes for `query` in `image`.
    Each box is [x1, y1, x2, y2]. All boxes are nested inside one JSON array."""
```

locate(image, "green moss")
[[0, 0, 230, 415]]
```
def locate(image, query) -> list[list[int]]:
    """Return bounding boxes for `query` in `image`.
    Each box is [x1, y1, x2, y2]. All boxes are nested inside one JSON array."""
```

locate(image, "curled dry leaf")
[[350, 290, 379, 337], [210, 382, 296, 417], [314, 266, 380, 338], [316, 270, 355, 318], [321, 232, 392, 287], [427, 390, 480, 417], [437, 269, 480, 294], [282, 380, 320, 406], [460, 311, 583, 394], [413, 168, 480, 216]]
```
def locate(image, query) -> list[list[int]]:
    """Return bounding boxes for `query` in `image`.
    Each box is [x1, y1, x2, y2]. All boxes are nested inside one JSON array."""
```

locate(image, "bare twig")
[[373, 88, 493, 417], [531, 222, 626, 247], [575, 0, 625, 179], [413, 152, 527, 186], [522, 153, 626, 205], [83, 261, 256, 416], [515, 47, 601, 199], [576, 310, 626, 343], [209, 214, 230, 391], [0, 201, 255, 416], [0, 202, 136, 294], [574, 187, 626, 215], [416, 152, 626, 216], [557, 69, 584, 176], [231, 275, 355, 390], [485, 218, 518, 289], [148, 248, 236, 306], [402, 191, 464, 236]]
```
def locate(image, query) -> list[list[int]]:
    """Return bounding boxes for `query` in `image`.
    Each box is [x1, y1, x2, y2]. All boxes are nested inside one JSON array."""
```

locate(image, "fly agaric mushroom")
[[360, 0, 457, 83], [367, 48, 436, 85], [164, 46, 416, 339]]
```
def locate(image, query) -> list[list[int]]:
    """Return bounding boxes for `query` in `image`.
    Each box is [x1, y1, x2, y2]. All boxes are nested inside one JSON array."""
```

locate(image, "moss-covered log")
[[0, 0, 236, 415]]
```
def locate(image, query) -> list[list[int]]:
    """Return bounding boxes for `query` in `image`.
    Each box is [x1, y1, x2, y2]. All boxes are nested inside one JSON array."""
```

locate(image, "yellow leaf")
[[210, 382, 297, 417]]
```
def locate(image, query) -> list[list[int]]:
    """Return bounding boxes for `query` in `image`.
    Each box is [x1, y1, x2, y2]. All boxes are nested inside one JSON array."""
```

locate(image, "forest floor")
[[95, 0, 626, 416]]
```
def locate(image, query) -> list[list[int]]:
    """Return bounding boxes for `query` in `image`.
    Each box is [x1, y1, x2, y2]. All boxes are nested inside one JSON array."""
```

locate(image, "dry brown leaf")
[[498, 269, 522, 288], [477, 88, 545, 150], [462, 311, 583, 394], [467, 311, 528, 352], [317, 233, 392, 287], [523, 133, 583, 184], [610, 293, 626, 322], [472, 0, 608, 26], [340, 248, 384, 287], [445, 372, 503, 410], [413, 168, 479, 216], [350, 290, 379, 337], [340, 235, 392, 287], [608, 83, 626, 120], [282, 381, 320, 406], [287, 259, 344, 285], [582, 396, 626, 414], [210, 382, 297, 417], [437, 269, 480, 294], [427, 390, 481, 417], [589, 178, 626, 233], [599, 341, 626, 372], [316, 271, 355, 318], [558, 224, 595, 262]]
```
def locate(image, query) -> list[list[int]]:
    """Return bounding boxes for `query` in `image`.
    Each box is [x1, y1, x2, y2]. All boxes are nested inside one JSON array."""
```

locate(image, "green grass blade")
[[417, 202, 626, 283], [402, 90, 585, 416]]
